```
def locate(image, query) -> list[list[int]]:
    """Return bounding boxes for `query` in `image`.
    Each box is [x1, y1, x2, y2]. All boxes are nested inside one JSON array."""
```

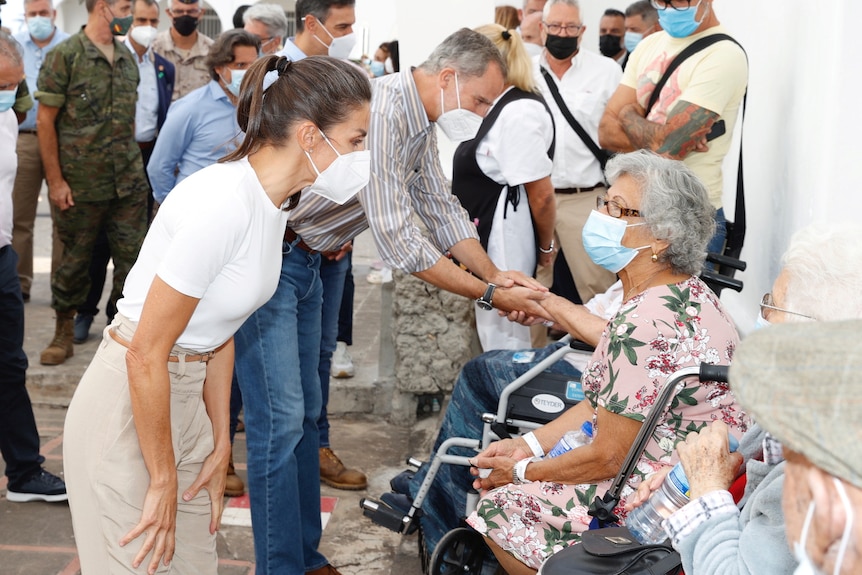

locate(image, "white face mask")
[[312, 17, 357, 59], [130, 25, 158, 48], [524, 42, 543, 58], [793, 479, 855, 575], [436, 73, 483, 143], [754, 311, 771, 330], [304, 131, 370, 205]]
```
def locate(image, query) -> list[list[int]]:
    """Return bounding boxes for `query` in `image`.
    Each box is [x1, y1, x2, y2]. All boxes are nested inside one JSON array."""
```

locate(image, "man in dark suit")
[[71, 0, 176, 345]]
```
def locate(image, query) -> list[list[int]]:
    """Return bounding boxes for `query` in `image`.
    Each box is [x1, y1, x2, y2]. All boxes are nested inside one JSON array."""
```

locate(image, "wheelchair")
[[360, 254, 745, 575]]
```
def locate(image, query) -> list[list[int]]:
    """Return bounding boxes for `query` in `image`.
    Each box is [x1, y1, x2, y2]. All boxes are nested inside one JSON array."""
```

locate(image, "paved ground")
[[2, 190, 437, 574]]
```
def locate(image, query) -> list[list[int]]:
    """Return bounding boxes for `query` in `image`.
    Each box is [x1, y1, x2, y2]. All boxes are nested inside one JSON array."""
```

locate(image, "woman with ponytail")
[[62, 55, 371, 575]]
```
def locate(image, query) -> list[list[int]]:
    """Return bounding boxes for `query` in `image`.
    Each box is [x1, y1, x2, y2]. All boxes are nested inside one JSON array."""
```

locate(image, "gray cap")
[[731, 320, 862, 488]]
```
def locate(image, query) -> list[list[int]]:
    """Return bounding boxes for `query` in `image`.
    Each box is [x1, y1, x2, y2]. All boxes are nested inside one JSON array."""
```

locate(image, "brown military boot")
[[224, 449, 245, 497], [319, 447, 367, 490], [40, 310, 75, 366]]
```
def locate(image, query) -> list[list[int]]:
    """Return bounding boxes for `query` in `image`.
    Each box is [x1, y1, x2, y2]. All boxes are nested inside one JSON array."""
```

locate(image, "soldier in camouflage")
[[35, 0, 148, 365]]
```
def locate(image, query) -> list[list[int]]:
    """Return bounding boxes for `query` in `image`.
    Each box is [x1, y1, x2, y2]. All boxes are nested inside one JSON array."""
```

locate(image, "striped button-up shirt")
[[289, 69, 478, 274]]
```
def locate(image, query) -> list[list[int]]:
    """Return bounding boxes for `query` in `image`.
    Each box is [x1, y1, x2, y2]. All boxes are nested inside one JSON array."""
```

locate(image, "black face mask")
[[173, 14, 199, 37], [599, 34, 623, 57], [545, 34, 579, 60]]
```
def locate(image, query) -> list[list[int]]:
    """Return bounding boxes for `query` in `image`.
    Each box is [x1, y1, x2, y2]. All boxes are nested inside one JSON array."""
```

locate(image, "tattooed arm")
[[618, 99, 718, 160]]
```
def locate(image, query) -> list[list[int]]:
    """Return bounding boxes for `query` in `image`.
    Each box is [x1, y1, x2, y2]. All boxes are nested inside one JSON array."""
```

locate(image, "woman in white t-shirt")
[[62, 56, 372, 575], [452, 24, 557, 351]]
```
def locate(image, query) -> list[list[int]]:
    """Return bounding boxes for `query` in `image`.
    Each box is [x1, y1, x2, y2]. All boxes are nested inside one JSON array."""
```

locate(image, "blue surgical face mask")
[[369, 60, 385, 77], [582, 210, 649, 273], [223, 68, 246, 97], [27, 16, 55, 41], [658, 1, 708, 38], [753, 311, 771, 330], [0, 90, 16, 113], [624, 31, 643, 53]]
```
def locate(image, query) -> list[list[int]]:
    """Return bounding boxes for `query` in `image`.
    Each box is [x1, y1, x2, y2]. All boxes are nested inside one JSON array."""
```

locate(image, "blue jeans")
[[706, 208, 727, 256], [317, 254, 350, 448], [409, 342, 581, 554], [233, 239, 326, 574], [0, 246, 44, 486]]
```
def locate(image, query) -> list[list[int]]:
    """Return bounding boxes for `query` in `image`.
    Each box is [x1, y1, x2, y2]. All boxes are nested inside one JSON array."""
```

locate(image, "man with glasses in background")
[[599, 0, 747, 255], [152, 0, 213, 101], [532, 0, 622, 309], [242, 3, 287, 56]]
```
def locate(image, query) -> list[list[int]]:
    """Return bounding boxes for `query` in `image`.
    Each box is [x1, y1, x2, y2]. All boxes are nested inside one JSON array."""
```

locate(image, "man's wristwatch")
[[476, 283, 496, 311], [538, 239, 555, 254]]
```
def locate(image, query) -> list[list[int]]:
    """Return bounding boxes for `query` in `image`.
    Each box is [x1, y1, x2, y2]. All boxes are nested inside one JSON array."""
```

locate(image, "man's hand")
[[677, 421, 743, 499], [486, 269, 547, 292], [49, 179, 74, 211], [322, 241, 353, 262], [492, 285, 551, 318]]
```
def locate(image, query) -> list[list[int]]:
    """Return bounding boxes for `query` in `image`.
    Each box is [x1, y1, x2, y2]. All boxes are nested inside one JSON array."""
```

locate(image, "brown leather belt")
[[108, 328, 228, 363], [283, 226, 318, 254], [138, 140, 155, 151], [555, 184, 605, 194], [18, 129, 37, 135]]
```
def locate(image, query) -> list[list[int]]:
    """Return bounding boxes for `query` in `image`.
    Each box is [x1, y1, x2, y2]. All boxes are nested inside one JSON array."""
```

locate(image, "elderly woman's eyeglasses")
[[760, 293, 816, 321], [597, 196, 642, 219], [650, 0, 700, 11]]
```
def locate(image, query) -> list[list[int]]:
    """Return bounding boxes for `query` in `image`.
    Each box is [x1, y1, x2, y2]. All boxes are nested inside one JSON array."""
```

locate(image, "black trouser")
[[0, 246, 44, 485]]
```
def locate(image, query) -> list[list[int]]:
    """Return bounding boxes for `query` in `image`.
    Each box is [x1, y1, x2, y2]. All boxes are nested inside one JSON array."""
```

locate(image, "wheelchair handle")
[[700, 364, 729, 383]]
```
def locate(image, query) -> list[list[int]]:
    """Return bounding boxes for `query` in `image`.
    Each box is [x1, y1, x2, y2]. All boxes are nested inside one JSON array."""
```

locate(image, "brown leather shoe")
[[319, 447, 367, 490], [306, 564, 343, 575], [224, 449, 245, 497]]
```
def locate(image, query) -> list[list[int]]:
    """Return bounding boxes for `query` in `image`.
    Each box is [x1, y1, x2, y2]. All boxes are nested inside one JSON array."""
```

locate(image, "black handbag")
[[539, 527, 682, 575]]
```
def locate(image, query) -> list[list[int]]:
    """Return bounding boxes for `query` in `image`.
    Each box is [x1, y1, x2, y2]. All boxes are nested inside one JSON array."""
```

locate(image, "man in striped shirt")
[[233, 28, 550, 575]]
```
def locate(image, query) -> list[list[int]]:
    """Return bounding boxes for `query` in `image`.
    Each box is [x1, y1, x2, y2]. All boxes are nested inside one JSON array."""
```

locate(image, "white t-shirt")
[[117, 157, 289, 351], [533, 50, 622, 188], [0, 110, 18, 248]]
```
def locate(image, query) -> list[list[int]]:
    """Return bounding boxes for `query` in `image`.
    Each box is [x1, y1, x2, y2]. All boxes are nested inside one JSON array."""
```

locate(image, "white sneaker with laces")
[[331, 341, 355, 378]]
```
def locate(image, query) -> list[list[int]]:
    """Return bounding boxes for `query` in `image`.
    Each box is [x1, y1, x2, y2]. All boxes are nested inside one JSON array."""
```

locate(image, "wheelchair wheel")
[[428, 527, 485, 575]]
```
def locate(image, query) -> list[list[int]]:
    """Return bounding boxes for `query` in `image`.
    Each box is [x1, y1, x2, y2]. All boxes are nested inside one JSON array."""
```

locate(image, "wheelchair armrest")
[[700, 270, 744, 293], [706, 252, 747, 272], [567, 339, 595, 354]]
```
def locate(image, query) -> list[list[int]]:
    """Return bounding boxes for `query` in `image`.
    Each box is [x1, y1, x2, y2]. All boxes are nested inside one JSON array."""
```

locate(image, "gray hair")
[[605, 150, 715, 276], [625, 0, 658, 24], [243, 3, 288, 39], [543, 0, 583, 24], [418, 28, 507, 80], [781, 224, 862, 322], [23, 0, 55, 8], [0, 31, 24, 68]]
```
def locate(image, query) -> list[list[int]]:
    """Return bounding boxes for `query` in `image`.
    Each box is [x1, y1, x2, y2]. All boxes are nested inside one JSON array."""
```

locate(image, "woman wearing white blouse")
[[62, 55, 372, 575]]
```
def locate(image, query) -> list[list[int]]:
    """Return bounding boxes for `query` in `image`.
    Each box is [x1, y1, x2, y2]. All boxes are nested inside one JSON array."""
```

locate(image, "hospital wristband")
[[522, 431, 545, 458]]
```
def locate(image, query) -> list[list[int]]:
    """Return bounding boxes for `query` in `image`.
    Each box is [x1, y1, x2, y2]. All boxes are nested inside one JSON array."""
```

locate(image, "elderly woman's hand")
[[468, 438, 532, 491], [677, 421, 744, 500], [487, 269, 548, 293], [625, 465, 671, 512]]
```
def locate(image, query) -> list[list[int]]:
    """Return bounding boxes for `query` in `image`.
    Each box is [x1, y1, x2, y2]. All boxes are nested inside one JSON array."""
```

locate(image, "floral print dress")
[[466, 277, 749, 569]]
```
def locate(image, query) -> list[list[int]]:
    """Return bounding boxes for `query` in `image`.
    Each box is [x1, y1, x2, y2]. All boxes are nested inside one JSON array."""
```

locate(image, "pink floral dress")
[[466, 277, 750, 569]]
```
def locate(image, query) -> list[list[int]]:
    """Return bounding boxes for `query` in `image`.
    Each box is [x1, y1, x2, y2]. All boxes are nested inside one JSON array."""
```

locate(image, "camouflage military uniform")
[[151, 29, 213, 101], [35, 31, 148, 314]]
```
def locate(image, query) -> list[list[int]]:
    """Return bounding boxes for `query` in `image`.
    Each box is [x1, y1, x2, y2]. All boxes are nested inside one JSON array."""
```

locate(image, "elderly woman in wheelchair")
[[372, 150, 751, 574]]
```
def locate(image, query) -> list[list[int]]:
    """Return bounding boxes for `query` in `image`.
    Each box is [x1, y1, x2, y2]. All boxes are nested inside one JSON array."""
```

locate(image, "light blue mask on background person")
[[582, 210, 649, 273], [224, 69, 246, 97], [624, 31, 643, 53], [0, 90, 16, 113], [370, 60, 385, 77], [658, 2, 708, 38], [27, 16, 55, 41]]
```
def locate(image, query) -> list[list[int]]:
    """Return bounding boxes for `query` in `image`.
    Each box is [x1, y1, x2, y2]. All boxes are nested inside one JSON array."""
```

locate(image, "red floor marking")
[[321, 496, 337, 514], [234, 462, 247, 471], [0, 544, 77, 553], [40, 434, 64, 456], [56, 555, 80, 575], [0, 477, 7, 491], [225, 493, 251, 509]]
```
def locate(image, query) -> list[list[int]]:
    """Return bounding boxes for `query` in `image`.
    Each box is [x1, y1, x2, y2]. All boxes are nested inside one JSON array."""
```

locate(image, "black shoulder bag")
[[540, 66, 610, 170], [644, 34, 749, 261]]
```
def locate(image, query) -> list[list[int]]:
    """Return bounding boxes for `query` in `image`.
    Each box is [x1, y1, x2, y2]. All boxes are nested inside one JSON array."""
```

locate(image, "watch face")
[[476, 300, 493, 311]]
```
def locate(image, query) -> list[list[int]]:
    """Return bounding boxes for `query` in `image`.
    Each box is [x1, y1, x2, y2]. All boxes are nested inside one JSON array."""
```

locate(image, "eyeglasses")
[[597, 196, 642, 218], [650, 0, 700, 11], [543, 22, 583, 35], [760, 293, 816, 322]]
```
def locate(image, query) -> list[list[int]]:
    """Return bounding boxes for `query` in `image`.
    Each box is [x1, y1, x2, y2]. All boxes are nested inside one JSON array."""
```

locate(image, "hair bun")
[[501, 30, 512, 41]]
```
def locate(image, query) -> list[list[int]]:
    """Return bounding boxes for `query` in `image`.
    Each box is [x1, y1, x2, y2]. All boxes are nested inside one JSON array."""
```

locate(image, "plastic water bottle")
[[547, 421, 594, 458], [625, 434, 740, 544]]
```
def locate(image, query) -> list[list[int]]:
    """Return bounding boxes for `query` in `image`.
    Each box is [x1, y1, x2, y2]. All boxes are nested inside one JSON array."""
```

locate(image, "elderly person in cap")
[[734, 319, 862, 575], [618, 223, 862, 575], [401, 150, 749, 572]]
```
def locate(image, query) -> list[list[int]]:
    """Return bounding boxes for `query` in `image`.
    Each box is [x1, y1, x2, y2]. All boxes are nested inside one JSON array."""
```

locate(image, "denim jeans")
[[409, 342, 581, 554], [0, 246, 44, 485], [233, 239, 327, 574], [706, 207, 727, 256], [317, 254, 350, 448]]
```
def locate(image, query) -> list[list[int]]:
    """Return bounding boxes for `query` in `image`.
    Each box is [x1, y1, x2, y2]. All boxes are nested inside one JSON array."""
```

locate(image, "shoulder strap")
[[645, 33, 737, 116], [540, 66, 608, 170]]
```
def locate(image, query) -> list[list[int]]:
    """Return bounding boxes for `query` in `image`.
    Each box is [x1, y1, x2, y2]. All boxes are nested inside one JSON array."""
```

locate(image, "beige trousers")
[[11, 133, 63, 295], [63, 315, 218, 574]]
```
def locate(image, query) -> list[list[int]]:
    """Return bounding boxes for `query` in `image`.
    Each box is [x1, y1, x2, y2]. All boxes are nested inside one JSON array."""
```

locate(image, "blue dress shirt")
[[147, 80, 240, 203], [14, 27, 70, 131]]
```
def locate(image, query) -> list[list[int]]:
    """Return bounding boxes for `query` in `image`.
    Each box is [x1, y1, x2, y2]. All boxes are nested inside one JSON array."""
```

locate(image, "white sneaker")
[[331, 341, 355, 378]]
